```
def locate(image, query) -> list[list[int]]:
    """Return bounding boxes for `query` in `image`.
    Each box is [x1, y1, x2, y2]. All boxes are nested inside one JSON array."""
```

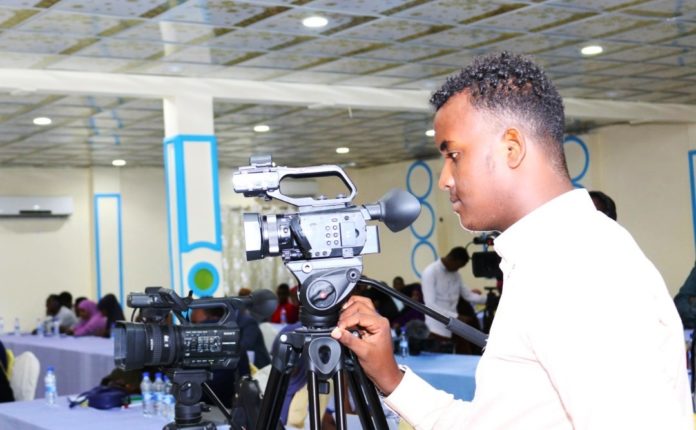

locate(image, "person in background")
[[45, 294, 77, 332], [238, 287, 252, 297], [73, 296, 87, 314], [589, 190, 617, 221], [67, 299, 107, 337], [0, 340, 14, 403], [420, 247, 485, 353], [674, 263, 696, 329], [97, 294, 126, 338], [270, 283, 299, 324], [58, 291, 73, 311], [392, 283, 425, 330], [331, 52, 691, 429]]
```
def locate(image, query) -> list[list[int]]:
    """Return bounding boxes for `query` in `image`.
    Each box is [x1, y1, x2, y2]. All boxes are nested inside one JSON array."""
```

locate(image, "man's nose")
[[438, 162, 453, 190]]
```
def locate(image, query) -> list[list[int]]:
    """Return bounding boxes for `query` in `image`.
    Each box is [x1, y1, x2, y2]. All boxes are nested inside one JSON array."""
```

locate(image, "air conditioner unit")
[[0, 196, 74, 217]]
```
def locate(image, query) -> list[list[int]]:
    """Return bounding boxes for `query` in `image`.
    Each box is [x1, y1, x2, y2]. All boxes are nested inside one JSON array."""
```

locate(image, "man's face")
[[46, 299, 59, 316], [433, 93, 508, 232]]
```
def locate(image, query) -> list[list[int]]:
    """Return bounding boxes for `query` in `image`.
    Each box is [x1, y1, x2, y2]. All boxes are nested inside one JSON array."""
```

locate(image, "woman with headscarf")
[[97, 294, 125, 338], [66, 299, 106, 337]]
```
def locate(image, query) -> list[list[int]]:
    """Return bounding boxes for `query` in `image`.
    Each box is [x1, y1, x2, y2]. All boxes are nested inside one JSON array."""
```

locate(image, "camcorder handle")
[[232, 155, 357, 208], [359, 276, 489, 348]]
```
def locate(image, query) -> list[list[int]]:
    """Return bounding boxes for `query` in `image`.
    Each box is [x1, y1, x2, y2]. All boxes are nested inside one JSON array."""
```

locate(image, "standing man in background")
[[331, 52, 691, 429], [421, 247, 485, 353]]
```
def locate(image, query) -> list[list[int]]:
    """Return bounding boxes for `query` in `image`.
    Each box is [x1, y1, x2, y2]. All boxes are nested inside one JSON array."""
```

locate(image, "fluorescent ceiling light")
[[580, 45, 603, 56], [33, 117, 52, 126], [253, 124, 270, 133], [112, 159, 127, 167], [336, 147, 350, 154], [302, 16, 328, 28], [425, 129, 435, 137]]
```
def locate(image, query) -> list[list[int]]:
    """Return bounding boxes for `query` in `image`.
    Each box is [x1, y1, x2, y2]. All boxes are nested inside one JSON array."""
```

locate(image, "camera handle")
[[359, 276, 489, 348]]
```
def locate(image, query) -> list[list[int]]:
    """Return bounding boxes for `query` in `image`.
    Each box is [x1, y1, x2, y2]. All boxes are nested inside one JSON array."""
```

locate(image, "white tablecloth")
[[1, 334, 115, 399], [0, 395, 230, 430]]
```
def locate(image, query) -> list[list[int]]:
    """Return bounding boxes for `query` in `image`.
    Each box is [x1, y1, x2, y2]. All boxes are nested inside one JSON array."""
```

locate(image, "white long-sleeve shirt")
[[386, 189, 692, 429], [421, 259, 485, 337]]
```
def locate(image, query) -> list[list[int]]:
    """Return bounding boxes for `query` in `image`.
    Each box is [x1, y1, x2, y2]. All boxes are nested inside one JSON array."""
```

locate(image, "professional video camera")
[[233, 155, 425, 430], [233, 154, 421, 324], [113, 287, 276, 430], [114, 287, 276, 371], [471, 232, 502, 280]]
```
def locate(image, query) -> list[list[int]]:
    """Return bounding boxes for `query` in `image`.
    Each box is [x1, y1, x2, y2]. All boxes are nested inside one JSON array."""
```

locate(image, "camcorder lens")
[[114, 321, 240, 371]]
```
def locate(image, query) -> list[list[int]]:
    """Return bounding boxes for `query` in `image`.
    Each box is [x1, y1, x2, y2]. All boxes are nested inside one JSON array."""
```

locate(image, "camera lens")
[[243, 213, 264, 260], [113, 322, 178, 371]]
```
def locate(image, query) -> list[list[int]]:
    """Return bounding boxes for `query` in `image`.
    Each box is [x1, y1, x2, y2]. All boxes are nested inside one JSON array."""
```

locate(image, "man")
[[420, 247, 485, 340], [331, 52, 691, 429], [45, 294, 77, 331]]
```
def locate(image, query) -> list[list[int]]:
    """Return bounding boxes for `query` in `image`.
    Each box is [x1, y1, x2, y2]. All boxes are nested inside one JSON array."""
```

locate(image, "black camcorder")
[[114, 287, 276, 371]]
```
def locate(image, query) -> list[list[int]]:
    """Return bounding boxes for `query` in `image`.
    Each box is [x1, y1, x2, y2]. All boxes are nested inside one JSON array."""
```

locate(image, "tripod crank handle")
[[445, 318, 488, 348]]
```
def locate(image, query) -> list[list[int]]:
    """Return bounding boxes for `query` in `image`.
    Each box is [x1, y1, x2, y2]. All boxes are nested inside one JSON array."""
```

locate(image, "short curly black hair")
[[430, 52, 568, 175]]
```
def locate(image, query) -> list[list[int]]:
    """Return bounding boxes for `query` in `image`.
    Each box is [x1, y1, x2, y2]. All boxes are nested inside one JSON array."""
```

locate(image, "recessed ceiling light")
[[302, 16, 328, 28], [112, 159, 127, 167], [336, 147, 350, 154], [33, 117, 52, 126], [580, 45, 603, 56], [425, 129, 435, 137], [253, 124, 270, 133]]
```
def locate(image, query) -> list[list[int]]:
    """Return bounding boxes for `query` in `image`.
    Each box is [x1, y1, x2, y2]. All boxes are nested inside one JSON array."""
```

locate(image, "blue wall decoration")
[[406, 160, 437, 278]]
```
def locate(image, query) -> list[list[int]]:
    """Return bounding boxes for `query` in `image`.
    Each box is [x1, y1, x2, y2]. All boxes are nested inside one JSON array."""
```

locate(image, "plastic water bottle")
[[44, 366, 57, 406], [13, 318, 20, 336], [52, 318, 60, 337], [153, 372, 164, 417], [280, 307, 287, 324], [398, 327, 409, 358], [141, 372, 155, 417], [36, 318, 45, 337], [162, 376, 175, 421]]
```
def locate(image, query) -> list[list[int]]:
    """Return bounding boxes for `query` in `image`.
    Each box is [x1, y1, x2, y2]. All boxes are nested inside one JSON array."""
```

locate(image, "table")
[[395, 353, 479, 401], [1, 334, 115, 399], [0, 395, 230, 430]]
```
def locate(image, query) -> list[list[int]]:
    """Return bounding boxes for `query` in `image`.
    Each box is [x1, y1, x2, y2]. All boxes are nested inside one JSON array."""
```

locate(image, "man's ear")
[[502, 128, 525, 169]]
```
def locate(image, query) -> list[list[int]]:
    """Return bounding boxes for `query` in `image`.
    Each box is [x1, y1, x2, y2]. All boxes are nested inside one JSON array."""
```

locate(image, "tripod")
[[256, 307, 389, 430], [256, 274, 489, 430]]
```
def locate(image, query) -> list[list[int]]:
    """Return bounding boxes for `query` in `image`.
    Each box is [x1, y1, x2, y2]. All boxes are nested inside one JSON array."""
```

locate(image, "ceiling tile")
[[476, 4, 589, 32], [52, 0, 165, 18], [162, 1, 279, 27], [247, 9, 356, 35], [46, 55, 138, 72], [0, 31, 85, 54], [544, 13, 654, 39], [16, 10, 134, 35], [412, 26, 518, 49], [112, 21, 215, 43], [392, 0, 520, 25], [76, 38, 166, 59], [336, 19, 444, 42]]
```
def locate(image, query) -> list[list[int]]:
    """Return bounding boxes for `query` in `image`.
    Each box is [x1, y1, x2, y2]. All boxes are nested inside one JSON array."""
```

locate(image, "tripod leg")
[[344, 351, 389, 430], [257, 364, 291, 430], [333, 371, 347, 430], [306, 370, 322, 430]]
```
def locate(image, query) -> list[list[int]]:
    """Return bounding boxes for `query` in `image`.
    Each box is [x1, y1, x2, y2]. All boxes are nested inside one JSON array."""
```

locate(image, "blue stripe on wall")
[[688, 150, 696, 252], [93, 193, 125, 305]]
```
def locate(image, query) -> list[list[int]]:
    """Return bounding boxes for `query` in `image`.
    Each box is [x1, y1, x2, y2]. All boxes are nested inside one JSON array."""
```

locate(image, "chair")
[[9, 351, 40, 401]]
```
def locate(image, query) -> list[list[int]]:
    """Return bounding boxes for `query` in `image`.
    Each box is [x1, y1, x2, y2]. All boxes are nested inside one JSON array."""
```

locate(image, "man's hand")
[[331, 296, 404, 395]]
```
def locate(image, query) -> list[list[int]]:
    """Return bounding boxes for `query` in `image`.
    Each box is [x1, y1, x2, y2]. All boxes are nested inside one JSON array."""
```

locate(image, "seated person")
[[45, 294, 78, 332], [97, 294, 126, 338], [0, 341, 14, 403], [58, 291, 74, 311], [392, 283, 425, 330], [66, 299, 107, 336], [270, 283, 299, 324]]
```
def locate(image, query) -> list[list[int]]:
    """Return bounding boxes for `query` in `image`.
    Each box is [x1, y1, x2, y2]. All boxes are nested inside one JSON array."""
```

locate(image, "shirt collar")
[[494, 188, 595, 266]]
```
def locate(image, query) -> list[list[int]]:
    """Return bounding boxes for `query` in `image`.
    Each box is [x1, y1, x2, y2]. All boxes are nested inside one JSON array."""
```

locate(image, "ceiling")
[[0, 0, 694, 168]]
